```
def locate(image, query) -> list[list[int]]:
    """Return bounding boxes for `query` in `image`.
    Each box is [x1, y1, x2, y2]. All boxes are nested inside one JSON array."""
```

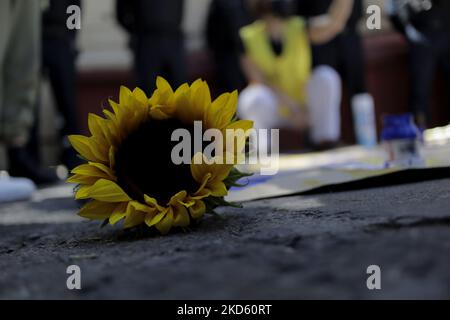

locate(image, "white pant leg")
[[307, 65, 342, 143], [238, 84, 280, 129], [238, 84, 281, 156]]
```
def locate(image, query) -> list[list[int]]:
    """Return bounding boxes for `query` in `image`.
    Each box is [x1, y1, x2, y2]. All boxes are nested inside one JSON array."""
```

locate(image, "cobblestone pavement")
[[1, 179, 450, 299]]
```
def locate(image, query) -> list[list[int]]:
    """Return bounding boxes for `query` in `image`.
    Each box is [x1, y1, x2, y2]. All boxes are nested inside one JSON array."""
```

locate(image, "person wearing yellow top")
[[238, 0, 353, 148]]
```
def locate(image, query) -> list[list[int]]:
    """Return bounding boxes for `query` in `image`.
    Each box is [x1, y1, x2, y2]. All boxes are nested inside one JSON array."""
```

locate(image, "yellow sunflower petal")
[[119, 85, 132, 106], [88, 162, 115, 179], [109, 146, 116, 169], [123, 207, 146, 229], [222, 89, 238, 119], [193, 172, 211, 195], [189, 79, 204, 95], [109, 202, 128, 225], [193, 187, 211, 198], [144, 195, 164, 211], [68, 135, 97, 162], [208, 181, 228, 197], [172, 83, 189, 100], [191, 188, 211, 199], [92, 113, 115, 146], [108, 99, 120, 114], [168, 190, 188, 206], [223, 120, 254, 157], [71, 163, 110, 179], [156, 76, 174, 94], [88, 113, 105, 138], [149, 81, 178, 109], [205, 92, 229, 128], [155, 208, 174, 234], [79, 200, 117, 220], [209, 90, 238, 129], [174, 90, 192, 124], [190, 153, 209, 183], [75, 185, 91, 199], [180, 198, 195, 207], [132, 87, 148, 106], [189, 199, 206, 219], [191, 153, 233, 184], [67, 174, 98, 185], [88, 137, 109, 163], [173, 205, 190, 227], [130, 200, 155, 214], [145, 208, 167, 227], [191, 80, 211, 119], [225, 119, 254, 132], [149, 105, 172, 120], [212, 162, 234, 181], [85, 179, 131, 202], [88, 114, 114, 146]]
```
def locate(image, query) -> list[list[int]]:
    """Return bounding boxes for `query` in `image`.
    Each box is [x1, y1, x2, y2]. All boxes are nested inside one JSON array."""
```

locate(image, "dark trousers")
[[311, 30, 367, 98], [213, 52, 246, 93], [27, 36, 79, 163], [44, 37, 79, 137], [133, 34, 187, 95], [409, 33, 450, 124]]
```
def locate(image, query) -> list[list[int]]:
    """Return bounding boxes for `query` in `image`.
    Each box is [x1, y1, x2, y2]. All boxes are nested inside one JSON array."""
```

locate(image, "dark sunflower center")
[[114, 118, 202, 204]]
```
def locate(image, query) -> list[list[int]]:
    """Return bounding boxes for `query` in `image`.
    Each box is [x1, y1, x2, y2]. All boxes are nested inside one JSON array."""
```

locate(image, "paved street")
[[1, 178, 450, 299]]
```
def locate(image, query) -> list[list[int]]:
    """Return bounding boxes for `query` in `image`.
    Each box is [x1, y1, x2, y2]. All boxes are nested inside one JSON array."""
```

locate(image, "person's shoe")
[[0, 171, 36, 203], [7, 146, 61, 186]]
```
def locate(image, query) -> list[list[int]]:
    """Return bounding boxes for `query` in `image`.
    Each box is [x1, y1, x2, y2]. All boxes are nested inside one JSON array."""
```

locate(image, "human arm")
[[308, 0, 354, 44]]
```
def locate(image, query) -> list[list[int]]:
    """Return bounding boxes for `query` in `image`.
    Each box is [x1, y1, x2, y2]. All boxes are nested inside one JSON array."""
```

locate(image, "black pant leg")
[[44, 37, 79, 137], [215, 52, 247, 92], [339, 31, 367, 97], [409, 42, 436, 124], [164, 37, 187, 89], [437, 38, 450, 118], [311, 40, 339, 69], [134, 35, 164, 95]]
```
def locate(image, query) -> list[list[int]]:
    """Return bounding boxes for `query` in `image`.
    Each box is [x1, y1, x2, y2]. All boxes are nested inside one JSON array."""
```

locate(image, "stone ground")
[[1, 178, 450, 299]]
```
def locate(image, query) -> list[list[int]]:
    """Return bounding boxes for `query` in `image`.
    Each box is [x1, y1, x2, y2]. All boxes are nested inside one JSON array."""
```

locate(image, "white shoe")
[[0, 171, 36, 203]]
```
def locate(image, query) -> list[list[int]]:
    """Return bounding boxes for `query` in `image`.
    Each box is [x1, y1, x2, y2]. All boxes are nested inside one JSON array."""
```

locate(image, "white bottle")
[[351, 93, 377, 148]]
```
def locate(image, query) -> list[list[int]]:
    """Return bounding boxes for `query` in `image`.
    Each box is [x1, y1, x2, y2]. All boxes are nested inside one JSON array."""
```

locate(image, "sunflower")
[[67, 77, 253, 234]]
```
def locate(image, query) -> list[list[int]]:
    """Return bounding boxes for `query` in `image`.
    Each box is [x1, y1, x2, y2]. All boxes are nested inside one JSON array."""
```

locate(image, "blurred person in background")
[[386, 0, 450, 129], [0, 0, 59, 193], [29, 0, 82, 170], [116, 0, 187, 96], [206, 0, 254, 93], [238, 0, 352, 150], [297, 0, 376, 145]]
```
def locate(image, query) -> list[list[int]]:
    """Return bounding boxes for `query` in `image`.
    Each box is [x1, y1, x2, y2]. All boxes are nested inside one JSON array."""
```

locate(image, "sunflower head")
[[68, 77, 253, 234]]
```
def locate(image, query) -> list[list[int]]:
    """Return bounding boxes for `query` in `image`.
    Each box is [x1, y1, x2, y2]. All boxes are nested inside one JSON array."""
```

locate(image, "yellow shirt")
[[240, 17, 311, 115]]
